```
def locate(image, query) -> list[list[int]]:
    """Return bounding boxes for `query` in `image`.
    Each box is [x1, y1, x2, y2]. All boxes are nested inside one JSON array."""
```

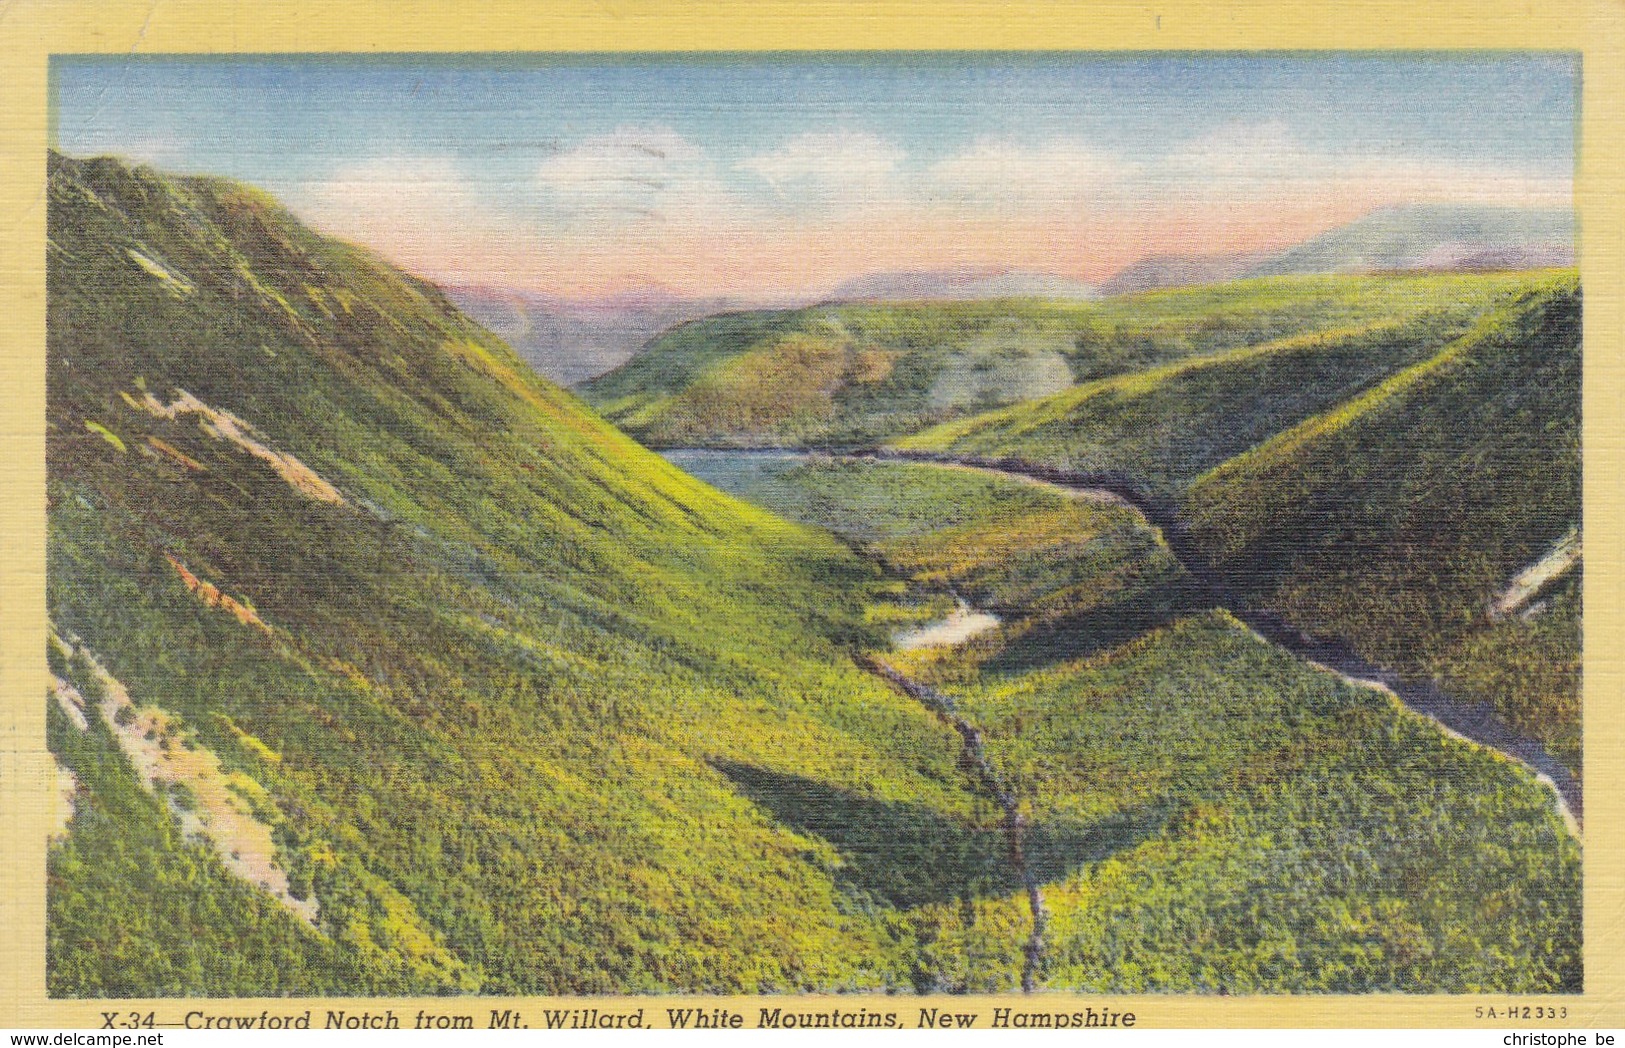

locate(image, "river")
[[661, 446, 1581, 833]]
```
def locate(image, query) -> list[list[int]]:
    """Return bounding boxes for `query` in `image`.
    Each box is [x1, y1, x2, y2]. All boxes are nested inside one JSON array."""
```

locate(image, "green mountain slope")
[[892, 285, 1515, 495], [582, 275, 1529, 449], [1183, 276, 1581, 768], [605, 267, 1581, 776], [45, 153, 1024, 995], [670, 454, 1580, 992], [898, 273, 1581, 773]]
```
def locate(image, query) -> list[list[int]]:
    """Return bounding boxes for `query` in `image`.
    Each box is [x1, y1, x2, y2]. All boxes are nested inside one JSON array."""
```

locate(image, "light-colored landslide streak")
[[863, 656, 1048, 994], [127, 387, 345, 504], [1491, 527, 1580, 620], [49, 675, 90, 838], [50, 630, 319, 924], [51, 673, 90, 731]]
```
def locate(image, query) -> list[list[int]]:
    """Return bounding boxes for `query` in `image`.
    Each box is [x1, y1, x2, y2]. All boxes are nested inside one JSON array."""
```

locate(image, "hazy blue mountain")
[[1096, 251, 1273, 296], [444, 286, 747, 387], [1246, 205, 1574, 278], [827, 268, 1097, 303]]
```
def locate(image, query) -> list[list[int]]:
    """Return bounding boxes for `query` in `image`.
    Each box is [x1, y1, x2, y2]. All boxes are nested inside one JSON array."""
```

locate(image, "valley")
[[666, 451, 1579, 992], [671, 449, 1580, 826], [44, 151, 1582, 997]]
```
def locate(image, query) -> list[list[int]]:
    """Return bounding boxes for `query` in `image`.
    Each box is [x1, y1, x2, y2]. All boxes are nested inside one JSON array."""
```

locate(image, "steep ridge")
[[582, 274, 1530, 450], [893, 274, 1560, 494], [672, 447, 1581, 825], [895, 275, 1582, 776], [1183, 278, 1581, 772], [45, 153, 1025, 995], [862, 449, 1581, 827]]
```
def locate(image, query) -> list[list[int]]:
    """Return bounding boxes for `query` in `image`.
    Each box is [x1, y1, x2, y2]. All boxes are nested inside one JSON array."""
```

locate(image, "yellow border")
[[3, 0, 1621, 1029]]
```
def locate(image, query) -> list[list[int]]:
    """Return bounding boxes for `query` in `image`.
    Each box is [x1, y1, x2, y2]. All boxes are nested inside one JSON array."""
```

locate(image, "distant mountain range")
[[1095, 251, 1274, 297], [47, 151, 1582, 997], [1098, 205, 1573, 296], [824, 206, 1574, 305], [1245, 204, 1574, 279], [443, 286, 754, 387], [455, 204, 1574, 385], [826, 268, 1099, 303]]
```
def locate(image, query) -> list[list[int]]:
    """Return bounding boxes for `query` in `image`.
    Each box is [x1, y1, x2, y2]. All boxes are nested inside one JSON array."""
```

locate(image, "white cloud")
[[738, 130, 905, 209], [924, 137, 1132, 212], [277, 122, 1570, 299], [1162, 120, 1306, 184], [290, 154, 490, 236], [536, 125, 729, 225], [1158, 121, 1571, 207], [280, 154, 536, 285]]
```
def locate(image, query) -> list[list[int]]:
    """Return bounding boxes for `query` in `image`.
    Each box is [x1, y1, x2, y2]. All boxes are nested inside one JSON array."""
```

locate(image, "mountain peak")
[[1247, 204, 1573, 278]]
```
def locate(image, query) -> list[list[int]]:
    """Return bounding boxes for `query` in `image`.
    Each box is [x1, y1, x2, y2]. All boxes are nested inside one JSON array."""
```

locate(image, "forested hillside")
[[595, 266, 1580, 781], [672, 454, 1580, 992], [582, 274, 1533, 449], [1182, 278, 1581, 769], [898, 275, 1582, 774], [45, 153, 1019, 995], [43, 151, 1584, 998]]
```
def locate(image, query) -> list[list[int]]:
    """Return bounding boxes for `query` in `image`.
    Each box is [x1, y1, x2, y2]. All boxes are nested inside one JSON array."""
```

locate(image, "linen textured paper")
[[2, 0, 1621, 1032]]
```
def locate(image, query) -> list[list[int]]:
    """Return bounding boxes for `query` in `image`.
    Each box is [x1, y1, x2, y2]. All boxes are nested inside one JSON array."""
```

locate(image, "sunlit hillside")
[[46, 152, 1025, 996]]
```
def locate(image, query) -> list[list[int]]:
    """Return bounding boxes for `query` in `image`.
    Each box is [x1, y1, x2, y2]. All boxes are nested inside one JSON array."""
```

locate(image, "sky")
[[52, 54, 1578, 300]]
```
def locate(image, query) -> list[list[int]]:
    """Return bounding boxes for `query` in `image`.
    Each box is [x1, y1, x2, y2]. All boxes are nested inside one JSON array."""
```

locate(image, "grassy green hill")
[[672, 453, 1580, 992], [45, 153, 1031, 996], [593, 266, 1580, 776], [896, 272, 1581, 774], [1182, 276, 1581, 769], [582, 274, 1530, 449], [892, 280, 1524, 495]]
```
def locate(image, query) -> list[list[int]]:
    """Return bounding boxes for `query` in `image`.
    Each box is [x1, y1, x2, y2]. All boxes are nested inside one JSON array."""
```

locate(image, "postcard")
[[1, 0, 1619, 1033]]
